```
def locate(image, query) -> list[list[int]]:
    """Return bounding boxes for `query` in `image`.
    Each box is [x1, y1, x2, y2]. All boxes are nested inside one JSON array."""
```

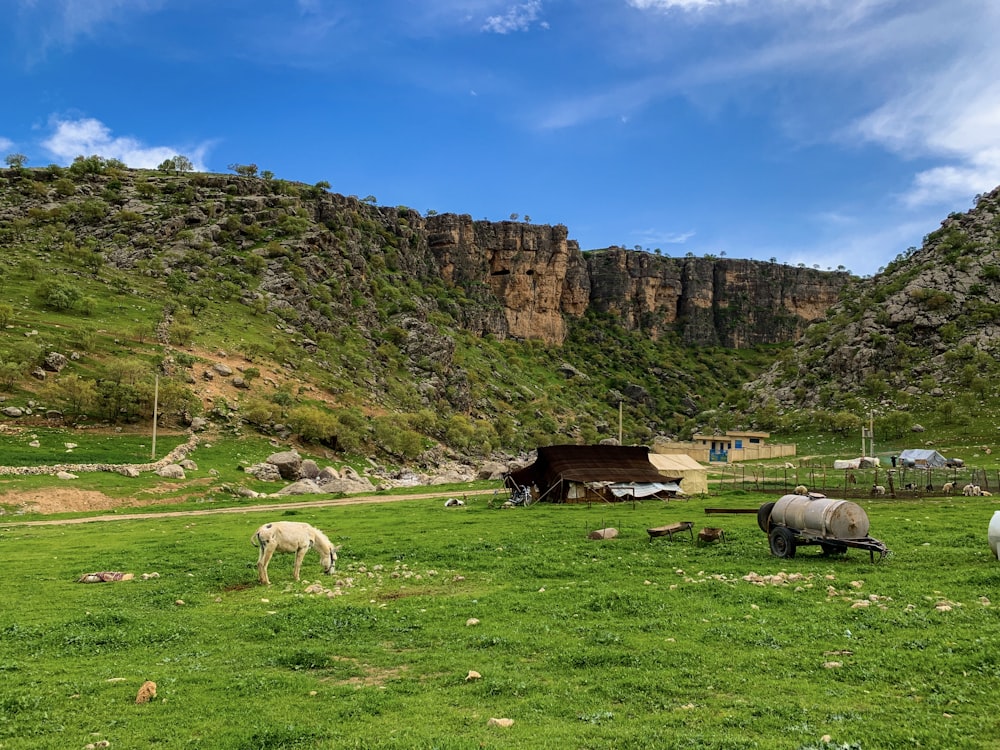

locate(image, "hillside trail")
[[0, 487, 500, 527]]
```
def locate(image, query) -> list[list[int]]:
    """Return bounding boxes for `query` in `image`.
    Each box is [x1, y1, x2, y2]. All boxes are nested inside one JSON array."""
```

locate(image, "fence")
[[713, 462, 998, 499]]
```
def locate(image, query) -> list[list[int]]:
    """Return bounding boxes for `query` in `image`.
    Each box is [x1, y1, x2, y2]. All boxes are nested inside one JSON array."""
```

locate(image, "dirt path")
[[0, 488, 500, 527]]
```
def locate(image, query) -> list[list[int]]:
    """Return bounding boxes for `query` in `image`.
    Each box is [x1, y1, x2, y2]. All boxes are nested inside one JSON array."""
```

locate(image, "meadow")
[[2, 488, 1000, 749]]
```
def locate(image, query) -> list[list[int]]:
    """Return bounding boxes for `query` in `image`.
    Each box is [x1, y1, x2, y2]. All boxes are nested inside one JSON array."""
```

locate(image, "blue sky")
[[3, 0, 999, 276]]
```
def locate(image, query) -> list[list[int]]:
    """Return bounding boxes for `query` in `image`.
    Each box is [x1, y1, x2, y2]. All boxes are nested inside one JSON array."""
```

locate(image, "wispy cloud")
[[632, 228, 696, 247], [18, 0, 164, 59], [627, 0, 744, 10], [0, 137, 14, 153], [41, 117, 210, 170], [482, 1, 546, 33]]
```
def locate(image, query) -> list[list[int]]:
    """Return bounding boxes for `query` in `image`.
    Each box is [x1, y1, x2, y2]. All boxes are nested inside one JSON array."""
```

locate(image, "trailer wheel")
[[757, 502, 776, 533], [768, 526, 796, 558]]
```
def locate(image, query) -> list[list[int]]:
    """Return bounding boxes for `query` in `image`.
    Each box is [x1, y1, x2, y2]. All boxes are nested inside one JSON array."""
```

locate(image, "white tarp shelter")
[[897, 449, 947, 468], [648, 453, 709, 495], [609, 482, 682, 498], [833, 457, 880, 470]]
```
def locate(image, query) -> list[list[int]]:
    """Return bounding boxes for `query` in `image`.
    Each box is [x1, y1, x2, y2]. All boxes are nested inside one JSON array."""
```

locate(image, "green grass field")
[[2, 488, 999, 749]]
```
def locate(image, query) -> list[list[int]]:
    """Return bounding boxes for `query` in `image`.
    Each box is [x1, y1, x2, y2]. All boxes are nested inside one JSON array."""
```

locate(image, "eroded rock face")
[[586, 250, 850, 347], [426, 216, 589, 345], [424, 215, 847, 347]]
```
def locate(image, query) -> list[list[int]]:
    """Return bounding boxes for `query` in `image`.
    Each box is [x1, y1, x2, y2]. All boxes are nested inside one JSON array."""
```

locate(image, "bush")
[[35, 278, 81, 311]]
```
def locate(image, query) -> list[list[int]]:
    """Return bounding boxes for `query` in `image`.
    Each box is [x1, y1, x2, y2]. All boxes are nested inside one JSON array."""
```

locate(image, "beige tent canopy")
[[648, 453, 709, 496]]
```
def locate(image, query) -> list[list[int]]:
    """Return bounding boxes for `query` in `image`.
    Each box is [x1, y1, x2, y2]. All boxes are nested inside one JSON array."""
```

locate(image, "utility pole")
[[151, 374, 159, 460]]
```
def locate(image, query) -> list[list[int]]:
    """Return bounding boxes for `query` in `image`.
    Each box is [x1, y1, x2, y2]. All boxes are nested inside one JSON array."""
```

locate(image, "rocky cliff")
[[0, 166, 850, 352], [424, 214, 851, 347]]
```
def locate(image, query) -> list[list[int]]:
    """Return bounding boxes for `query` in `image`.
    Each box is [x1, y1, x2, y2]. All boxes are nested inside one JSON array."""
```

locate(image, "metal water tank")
[[771, 494, 870, 539]]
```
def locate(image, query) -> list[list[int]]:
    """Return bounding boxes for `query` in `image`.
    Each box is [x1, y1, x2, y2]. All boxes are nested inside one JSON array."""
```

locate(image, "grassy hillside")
[[0, 158, 780, 464]]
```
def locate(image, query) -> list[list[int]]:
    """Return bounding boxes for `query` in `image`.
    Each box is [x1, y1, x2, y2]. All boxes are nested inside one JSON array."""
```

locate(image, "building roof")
[[648, 453, 706, 472], [508, 445, 666, 488]]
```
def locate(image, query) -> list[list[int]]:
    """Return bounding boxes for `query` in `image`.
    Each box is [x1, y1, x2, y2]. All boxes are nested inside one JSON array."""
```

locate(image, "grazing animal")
[[252, 521, 340, 585], [904, 482, 917, 491], [983, 490, 993, 497], [942, 482, 954, 495], [794, 485, 808, 495], [444, 498, 466, 507], [963, 483, 978, 496], [872, 485, 886, 496]]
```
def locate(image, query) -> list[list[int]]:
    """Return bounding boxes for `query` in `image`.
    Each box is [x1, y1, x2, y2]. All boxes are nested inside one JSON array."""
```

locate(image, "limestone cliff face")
[[425, 215, 590, 344], [423, 215, 850, 347], [585, 250, 851, 347]]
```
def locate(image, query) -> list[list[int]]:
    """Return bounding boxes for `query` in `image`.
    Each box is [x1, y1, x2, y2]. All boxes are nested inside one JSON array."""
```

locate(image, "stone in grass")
[[487, 718, 514, 728]]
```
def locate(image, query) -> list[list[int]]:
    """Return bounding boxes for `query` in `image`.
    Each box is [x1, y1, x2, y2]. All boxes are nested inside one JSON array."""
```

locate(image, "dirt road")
[[0, 488, 500, 527]]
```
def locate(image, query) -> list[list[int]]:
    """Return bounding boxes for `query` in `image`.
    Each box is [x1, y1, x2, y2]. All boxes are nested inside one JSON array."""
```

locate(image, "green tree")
[[228, 163, 259, 178], [4, 153, 27, 170], [45, 374, 96, 418]]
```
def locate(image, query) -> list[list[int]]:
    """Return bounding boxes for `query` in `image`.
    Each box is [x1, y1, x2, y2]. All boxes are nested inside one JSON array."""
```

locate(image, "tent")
[[897, 449, 947, 468], [506, 445, 669, 504], [648, 453, 709, 495]]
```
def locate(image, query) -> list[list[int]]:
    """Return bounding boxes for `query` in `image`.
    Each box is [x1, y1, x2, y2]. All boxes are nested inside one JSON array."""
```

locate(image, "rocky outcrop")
[[586, 250, 849, 347], [425, 216, 590, 345], [423, 216, 849, 347], [746, 185, 1000, 409], [0, 168, 849, 353]]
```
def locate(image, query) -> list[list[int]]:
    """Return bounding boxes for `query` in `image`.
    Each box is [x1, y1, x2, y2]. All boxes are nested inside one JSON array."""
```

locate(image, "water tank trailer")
[[757, 494, 890, 561]]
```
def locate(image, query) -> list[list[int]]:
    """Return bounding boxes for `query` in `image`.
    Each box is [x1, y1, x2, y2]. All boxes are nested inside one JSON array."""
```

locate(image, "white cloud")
[[41, 117, 209, 171], [482, 1, 544, 33], [627, 0, 743, 10], [632, 228, 696, 246], [0, 137, 14, 153]]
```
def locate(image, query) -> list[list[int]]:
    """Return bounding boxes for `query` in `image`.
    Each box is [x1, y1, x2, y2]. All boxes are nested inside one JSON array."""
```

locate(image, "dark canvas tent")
[[897, 449, 947, 468], [506, 445, 672, 504]]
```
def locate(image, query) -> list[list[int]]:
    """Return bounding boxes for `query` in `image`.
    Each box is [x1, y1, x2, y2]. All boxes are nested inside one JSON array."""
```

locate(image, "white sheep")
[[942, 482, 954, 495], [794, 485, 808, 495], [963, 483, 978, 496], [982, 490, 993, 497], [872, 485, 886, 496]]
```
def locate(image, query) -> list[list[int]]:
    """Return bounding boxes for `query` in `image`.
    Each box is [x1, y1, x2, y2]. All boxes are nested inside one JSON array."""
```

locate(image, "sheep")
[[794, 485, 808, 495], [251, 521, 340, 586], [963, 484, 979, 496], [871, 485, 886, 496], [444, 498, 466, 507], [942, 482, 955, 495], [983, 490, 993, 497]]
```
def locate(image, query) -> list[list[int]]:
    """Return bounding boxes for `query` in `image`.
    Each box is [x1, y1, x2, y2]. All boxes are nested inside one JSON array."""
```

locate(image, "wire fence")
[[712, 463, 998, 499]]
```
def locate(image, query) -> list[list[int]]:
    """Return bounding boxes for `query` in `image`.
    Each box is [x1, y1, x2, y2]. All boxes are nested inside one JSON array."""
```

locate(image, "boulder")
[[274, 478, 323, 495], [300, 458, 320, 479], [244, 462, 282, 482], [43, 352, 69, 372], [266, 450, 302, 480], [156, 464, 186, 479]]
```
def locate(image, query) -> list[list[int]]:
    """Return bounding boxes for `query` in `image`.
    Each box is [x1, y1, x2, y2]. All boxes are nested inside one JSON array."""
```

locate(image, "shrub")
[[35, 278, 81, 311]]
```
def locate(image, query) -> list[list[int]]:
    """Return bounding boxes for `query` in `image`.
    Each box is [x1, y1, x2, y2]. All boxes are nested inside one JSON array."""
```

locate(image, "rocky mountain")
[[745, 185, 1000, 421], [0, 159, 853, 456]]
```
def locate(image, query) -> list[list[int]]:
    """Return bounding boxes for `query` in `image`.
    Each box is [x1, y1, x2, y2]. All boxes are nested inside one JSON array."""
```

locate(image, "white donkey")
[[252, 521, 340, 585]]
